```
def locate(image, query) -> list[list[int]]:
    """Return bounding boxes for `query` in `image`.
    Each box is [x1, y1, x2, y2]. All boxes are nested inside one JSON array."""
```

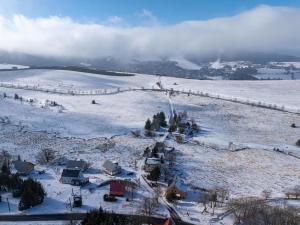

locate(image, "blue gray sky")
[[0, 0, 300, 24], [0, 1, 300, 60]]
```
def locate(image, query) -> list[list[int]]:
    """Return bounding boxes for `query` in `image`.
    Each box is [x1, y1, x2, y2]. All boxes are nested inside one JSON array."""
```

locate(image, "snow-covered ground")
[[161, 77, 300, 112], [0, 69, 157, 92], [0, 70, 299, 224], [2, 90, 169, 137]]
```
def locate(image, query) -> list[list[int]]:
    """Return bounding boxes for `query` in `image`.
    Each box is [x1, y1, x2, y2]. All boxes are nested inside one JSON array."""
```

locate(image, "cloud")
[[104, 16, 125, 26], [138, 9, 159, 26], [0, 5, 300, 61]]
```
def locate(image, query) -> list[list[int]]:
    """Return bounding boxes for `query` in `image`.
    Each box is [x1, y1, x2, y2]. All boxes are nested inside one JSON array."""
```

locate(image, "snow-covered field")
[[0, 69, 299, 224], [0, 69, 157, 92], [161, 77, 300, 112]]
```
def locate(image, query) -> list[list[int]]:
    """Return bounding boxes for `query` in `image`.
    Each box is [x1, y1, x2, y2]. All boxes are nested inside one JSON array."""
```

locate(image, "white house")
[[102, 160, 121, 176], [60, 169, 88, 185]]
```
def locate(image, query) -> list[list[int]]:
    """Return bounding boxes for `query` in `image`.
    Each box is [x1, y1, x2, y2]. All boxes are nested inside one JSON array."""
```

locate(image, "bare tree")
[[200, 192, 210, 214], [262, 190, 272, 200], [0, 150, 11, 167], [168, 153, 176, 168], [228, 197, 299, 225], [292, 186, 300, 199], [140, 198, 158, 216], [37, 148, 57, 164], [218, 188, 230, 207], [209, 191, 218, 215], [154, 185, 162, 204]]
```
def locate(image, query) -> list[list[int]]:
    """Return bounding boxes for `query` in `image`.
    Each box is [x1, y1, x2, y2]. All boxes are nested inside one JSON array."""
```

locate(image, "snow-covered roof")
[[145, 157, 161, 165], [66, 160, 87, 170], [12, 160, 34, 174], [103, 160, 120, 172]]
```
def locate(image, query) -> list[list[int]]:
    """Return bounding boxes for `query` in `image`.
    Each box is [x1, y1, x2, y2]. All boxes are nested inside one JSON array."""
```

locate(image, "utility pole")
[[6, 198, 10, 212]]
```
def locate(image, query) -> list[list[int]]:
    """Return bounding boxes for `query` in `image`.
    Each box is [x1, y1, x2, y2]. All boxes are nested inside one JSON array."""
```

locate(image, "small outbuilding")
[[60, 169, 88, 186], [102, 160, 121, 176]]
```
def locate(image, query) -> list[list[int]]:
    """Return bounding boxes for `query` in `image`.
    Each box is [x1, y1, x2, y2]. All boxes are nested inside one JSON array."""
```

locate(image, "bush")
[[37, 148, 57, 164], [91, 100, 96, 104], [82, 208, 129, 225]]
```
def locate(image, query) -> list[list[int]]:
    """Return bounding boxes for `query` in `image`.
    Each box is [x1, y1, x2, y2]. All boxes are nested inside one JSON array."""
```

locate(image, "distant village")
[[0, 110, 203, 225]]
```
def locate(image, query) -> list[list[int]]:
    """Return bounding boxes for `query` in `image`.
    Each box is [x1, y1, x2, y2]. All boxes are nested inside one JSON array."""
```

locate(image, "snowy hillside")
[[0, 69, 299, 225]]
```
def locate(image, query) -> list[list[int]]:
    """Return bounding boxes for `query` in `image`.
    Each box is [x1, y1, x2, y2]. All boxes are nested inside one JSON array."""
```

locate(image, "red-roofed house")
[[154, 218, 174, 225], [110, 181, 125, 196], [163, 218, 174, 225]]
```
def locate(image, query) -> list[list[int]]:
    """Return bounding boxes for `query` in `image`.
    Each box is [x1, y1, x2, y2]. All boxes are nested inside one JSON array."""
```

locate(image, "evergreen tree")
[[18, 187, 32, 210], [144, 119, 151, 130], [147, 166, 161, 181], [8, 175, 23, 191], [159, 112, 167, 127], [1, 162, 10, 174], [18, 178, 46, 211], [296, 139, 300, 146]]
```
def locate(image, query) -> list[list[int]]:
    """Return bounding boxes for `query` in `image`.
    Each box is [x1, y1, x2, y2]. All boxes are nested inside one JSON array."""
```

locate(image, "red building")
[[109, 181, 125, 196], [163, 218, 174, 225]]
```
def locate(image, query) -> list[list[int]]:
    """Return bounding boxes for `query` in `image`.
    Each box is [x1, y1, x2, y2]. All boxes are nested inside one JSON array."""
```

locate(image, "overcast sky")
[[0, 3, 300, 61]]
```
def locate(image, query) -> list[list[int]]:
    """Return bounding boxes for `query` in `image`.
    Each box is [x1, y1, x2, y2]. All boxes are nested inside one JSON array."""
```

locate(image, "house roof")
[[163, 218, 174, 225], [168, 176, 187, 193], [103, 160, 120, 172], [61, 169, 81, 178], [110, 181, 125, 196], [145, 158, 161, 165], [66, 160, 87, 170], [12, 160, 34, 174]]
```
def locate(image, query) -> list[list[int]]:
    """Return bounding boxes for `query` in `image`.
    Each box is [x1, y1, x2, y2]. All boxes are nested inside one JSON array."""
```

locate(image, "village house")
[[165, 177, 187, 200], [154, 218, 174, 225], [66, 159, 88, 171], [60, 169, 89, 185], [163, 218, 175, 225], [102, 160, 121, 176], [143, 157, 161, 172], [12, 160, 34, 175]]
